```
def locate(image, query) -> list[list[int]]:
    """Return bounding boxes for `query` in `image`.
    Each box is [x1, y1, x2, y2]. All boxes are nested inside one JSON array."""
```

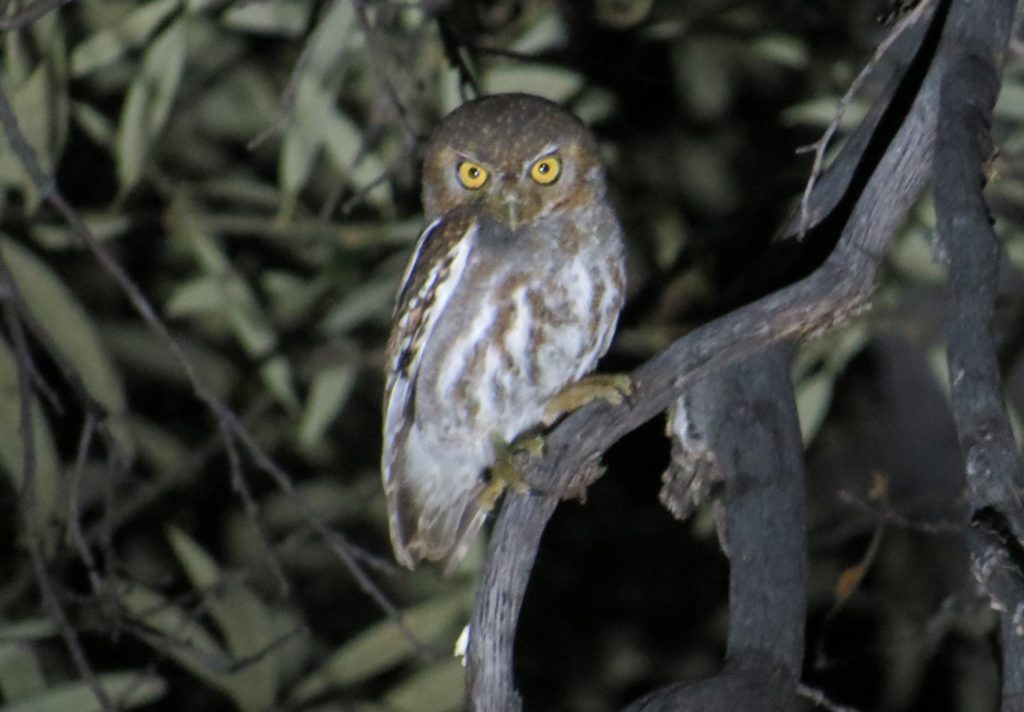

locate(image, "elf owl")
[[382, 93, 626, 570]]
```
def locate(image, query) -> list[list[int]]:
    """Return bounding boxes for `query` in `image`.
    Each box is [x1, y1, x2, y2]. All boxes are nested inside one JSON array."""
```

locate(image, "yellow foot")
[[477, 434, 545, 510], [542, 373, 633, 426]]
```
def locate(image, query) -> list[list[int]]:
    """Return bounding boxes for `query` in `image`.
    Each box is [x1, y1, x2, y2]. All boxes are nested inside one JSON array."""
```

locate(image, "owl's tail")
[[382, 426, 490, 572]]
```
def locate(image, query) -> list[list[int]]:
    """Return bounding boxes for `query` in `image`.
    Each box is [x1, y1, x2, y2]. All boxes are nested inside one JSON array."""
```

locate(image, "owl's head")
[[421, 93, 606, 228]]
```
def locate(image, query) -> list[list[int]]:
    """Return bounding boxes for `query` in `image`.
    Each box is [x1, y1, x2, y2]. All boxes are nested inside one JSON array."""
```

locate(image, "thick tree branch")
[[933, 0, 1024, 708], [622, 346, 806, 711], [467, 1, 949, 708]]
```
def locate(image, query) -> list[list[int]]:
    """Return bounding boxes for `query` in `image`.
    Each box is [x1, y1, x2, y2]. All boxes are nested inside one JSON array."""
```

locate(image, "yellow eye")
[[457, 161, 489, 189], [529, 156, 561, 185]]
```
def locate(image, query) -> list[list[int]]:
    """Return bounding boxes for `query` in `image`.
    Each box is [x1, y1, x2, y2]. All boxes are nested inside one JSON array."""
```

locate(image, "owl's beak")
[[504, 195, 520, 229]]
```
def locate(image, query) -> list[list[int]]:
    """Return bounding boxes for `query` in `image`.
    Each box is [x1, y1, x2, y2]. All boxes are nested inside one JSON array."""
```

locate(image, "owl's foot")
[[542, 373, 633, 426], [478, 434, 545, 511]]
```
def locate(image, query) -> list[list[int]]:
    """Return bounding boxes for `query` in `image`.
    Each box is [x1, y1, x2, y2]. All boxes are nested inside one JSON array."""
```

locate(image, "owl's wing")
[[384, 211, 476, 431], [382, 211, 478, 566]]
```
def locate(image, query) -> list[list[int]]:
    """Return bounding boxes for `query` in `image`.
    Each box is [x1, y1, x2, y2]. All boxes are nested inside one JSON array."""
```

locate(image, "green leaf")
[[320, 279, 396, 335], [0, 639, 46, 701], [290, 591, 472, 703], [781, 97, 868, 129], [0, 338, 61, 536], [116, 580, 231, 682], [279, 76, 329, 198], [322, 110, 390, 207], [383, 659, 466, 712], [166, 525, 220, 589], [165, 275, 223, 318], [298, 363, 357, 449], [165, 202, 296, 410], [71, 0, 182, 77], [0, 238, 126, 417], [0, 66, 56, 210], [0, 672, 166, 712], [166, 527, 285, 712], [795, 370, 834, 445], [31, 213, 129, 250], [116, 18, 188, 191], [750, 34, 808, 69], [995, 82, 1024, 121], [484, 65, 583, 102], [0, 619, 57, 641], [222, 0, 312, 37]]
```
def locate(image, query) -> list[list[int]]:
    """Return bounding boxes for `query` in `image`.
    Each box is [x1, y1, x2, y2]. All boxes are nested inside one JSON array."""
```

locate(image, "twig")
[[66, 412, 103, 589], [796, 0, 935, 238], [797, 684, 866, 712], [0, 259, 117, 711]]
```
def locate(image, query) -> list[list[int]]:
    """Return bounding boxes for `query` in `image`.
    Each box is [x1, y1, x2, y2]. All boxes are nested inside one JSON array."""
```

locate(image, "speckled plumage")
[[382, 93, 626, 570]]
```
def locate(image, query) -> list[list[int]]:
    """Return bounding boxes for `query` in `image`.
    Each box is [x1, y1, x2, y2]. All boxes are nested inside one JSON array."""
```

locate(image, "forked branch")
[[466, 0, 958, 708]]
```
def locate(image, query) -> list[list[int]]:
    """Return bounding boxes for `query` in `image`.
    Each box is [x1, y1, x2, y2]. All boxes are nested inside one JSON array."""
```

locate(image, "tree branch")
[[932, 0, 1024, 708], [467, 0, 949, 706], [622, 346, 806, 711]]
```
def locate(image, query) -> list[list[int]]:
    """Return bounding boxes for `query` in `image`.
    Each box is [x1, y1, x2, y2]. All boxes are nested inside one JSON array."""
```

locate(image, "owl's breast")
[[415, 206, 625, 447]]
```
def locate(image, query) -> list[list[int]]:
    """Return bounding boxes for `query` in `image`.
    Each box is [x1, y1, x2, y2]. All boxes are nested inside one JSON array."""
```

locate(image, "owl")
[[381, 93, 626, 570]]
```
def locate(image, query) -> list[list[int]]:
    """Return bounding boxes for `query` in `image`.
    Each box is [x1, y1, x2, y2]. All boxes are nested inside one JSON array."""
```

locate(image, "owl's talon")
[[478, 434, 545, 510], [543, 373, 633, 426]]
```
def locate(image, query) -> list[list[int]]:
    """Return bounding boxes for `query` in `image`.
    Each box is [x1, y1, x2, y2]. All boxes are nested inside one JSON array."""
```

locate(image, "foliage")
[[0, 0, 1022, 711]]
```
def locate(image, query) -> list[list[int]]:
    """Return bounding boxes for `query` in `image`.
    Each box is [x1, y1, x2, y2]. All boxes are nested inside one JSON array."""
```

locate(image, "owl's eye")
[[457, 161, 489, 189], [529, 156, 562, 185]]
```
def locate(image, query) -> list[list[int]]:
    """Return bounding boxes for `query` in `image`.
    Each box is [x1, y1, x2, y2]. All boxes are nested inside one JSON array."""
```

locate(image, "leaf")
[[484, 65, 583, 102], [277, 0, 357, 200], [31, 213, 129, 250], [125, 415, 191, 476], [794, 370, 833, 446], [165, 202, 297, 410], [383, 659, 467, 712], [290, 591, 472, 703], [71, 0, 182, 76], [322, 110, 390, 207], [835, 561, 869, 604], [222, 0, 313, 37], [298, 363, 357, 449], [116, 18, 188, 191], [750, 34, 809, 69], [116, 580, 232, 682], [165, 275, 223, 317], [71, 100, 116, 151], [995, 82, 1024, 121], [99, 322, 235, 399], [781, 97, 869, 129], [166, 527, 284, 711], [0, 238, 126, 417], [0, 672, 166, 712], [0, 619, 57, 641], [0, 338, 61, 538], [320, 279, 396, 335], [279, 76, 329, 198], [0, 639, 46, 701], [0, 66, 55, 210]]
